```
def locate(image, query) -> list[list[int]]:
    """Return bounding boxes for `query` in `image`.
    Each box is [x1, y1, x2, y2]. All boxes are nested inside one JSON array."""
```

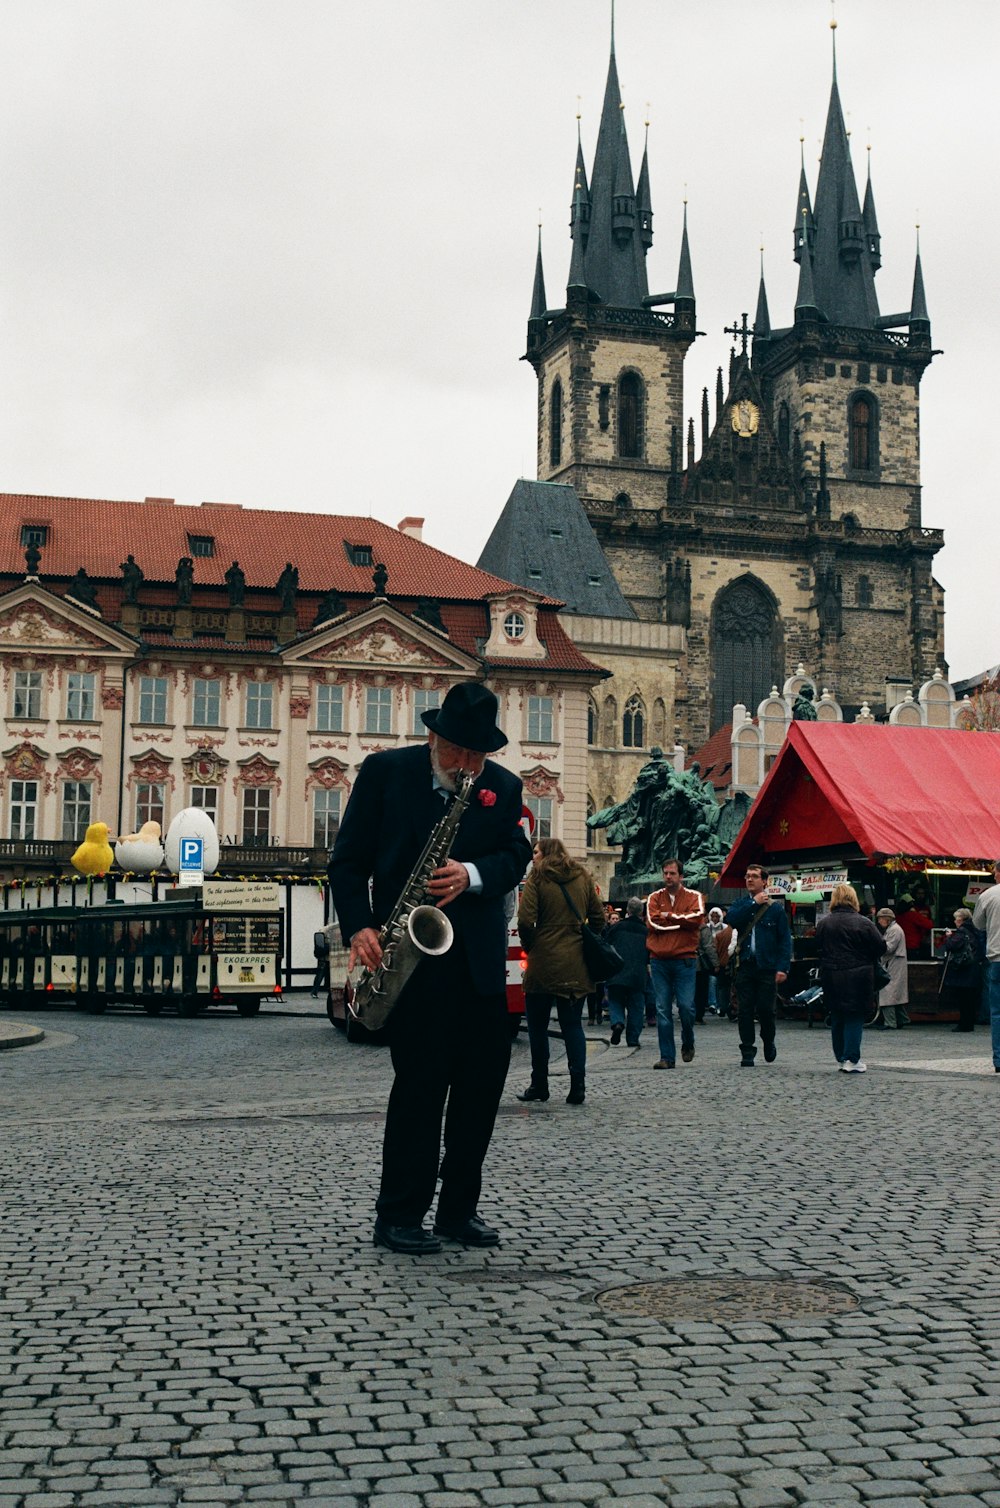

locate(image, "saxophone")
[[347, 770, 476, 1031]]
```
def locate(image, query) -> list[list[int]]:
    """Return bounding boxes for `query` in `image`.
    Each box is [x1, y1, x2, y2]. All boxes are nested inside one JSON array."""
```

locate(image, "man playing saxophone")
[[328, 682, 531, 1255]]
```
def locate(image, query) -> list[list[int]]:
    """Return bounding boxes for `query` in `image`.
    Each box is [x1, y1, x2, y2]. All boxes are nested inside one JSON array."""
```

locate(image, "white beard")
[[429, 743, 457, 792]]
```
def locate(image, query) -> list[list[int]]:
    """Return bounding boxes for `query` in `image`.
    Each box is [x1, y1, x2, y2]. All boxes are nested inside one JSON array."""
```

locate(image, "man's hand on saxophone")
[[427, 859, 471, 908], [349, 927, 383, 974]]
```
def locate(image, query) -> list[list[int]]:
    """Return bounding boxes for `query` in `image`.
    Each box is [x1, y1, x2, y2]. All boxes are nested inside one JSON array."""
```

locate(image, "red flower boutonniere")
[[478, 789, 497, 807]]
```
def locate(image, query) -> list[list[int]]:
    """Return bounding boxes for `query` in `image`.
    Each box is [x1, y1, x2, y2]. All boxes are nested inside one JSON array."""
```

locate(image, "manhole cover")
[[597, 1275, 858, 1321]]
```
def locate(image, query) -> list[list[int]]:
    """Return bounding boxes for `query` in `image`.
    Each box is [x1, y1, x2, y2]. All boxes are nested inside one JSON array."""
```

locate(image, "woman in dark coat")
[[516, 838, 604, 1105], [942, 907, 984, 1033], [815, 882, 886, 1073]]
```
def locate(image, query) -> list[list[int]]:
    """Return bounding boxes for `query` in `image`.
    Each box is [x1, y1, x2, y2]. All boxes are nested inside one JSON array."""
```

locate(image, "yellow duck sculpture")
[[71, 821, 116, 876]]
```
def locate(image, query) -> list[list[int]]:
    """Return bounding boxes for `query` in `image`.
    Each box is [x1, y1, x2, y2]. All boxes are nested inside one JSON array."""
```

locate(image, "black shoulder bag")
[[555, 881, 625, 982]]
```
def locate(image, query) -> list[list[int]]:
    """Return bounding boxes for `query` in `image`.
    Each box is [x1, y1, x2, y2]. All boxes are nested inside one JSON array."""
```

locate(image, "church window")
[[622, 695, 646, 749], [549, 378, 562, 467], [856, 575, 874, 608], [601, 695, 618, 748], [587, 698, 598, 746], [711, 578, 779, 732], [586, 793, 597, 848], [617, 372, 644, 459], [777, 402, 790, 454], [651, 697, 667, 746], [849, 393, 877, 472]]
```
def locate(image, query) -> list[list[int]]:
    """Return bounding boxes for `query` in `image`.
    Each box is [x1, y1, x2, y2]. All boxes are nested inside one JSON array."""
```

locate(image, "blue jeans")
[[831, 1014, 864, 1065], [524, 992, 587, 1079], [606, 985, 645, 1045], [650, 957, 696, 1063], [988, 961, 1000, 1068]]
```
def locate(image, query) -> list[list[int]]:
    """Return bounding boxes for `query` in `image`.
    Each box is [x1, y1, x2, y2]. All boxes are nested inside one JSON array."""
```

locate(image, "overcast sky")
[[0, 0, 992, 679]]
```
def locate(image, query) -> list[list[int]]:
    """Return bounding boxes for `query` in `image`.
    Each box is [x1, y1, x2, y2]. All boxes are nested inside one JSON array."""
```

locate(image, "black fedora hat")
[[421, 682, 507, 753]]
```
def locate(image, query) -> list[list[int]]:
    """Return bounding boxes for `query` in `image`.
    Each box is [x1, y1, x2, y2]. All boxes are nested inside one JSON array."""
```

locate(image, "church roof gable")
[[477, 481, 635, 619]]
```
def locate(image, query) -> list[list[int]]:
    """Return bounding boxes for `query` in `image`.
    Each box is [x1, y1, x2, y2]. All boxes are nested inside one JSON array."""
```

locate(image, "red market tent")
[[719, 722, 1000, 885]]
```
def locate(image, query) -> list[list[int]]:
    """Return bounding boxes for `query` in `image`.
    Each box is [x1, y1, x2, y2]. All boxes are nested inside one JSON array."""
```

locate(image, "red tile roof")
[[2, 493, 547, 602], [2, 493, 602, 678], [688, 723, 734, 792]]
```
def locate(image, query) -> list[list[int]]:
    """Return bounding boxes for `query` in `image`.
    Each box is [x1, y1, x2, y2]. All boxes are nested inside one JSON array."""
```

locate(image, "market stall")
[[719, 722, 1000, 1018]]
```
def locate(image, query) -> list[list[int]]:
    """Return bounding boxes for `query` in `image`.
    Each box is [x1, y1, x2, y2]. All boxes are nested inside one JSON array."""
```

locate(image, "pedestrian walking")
[[311, 924, 333, 997], [726, 864, 792, 1067], [872, 907, 909, 1028], [605, 897, 649, 1046], [815, 882, 886, 1073], [517, 838, 605, 1106], [972, 862, 1000, 1072], [646, 858, 705, 1068], [943, 907, 984, 1033]]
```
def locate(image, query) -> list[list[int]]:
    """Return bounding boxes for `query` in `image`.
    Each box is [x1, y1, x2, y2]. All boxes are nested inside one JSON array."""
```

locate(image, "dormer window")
[[549, 528, 563, 539], [20, 525, 48, 549], [503, 612, 526, 641], [188, 535, 215, 557], [588, 574, 601, 586], [347, 543, 373, 567], [528, 568, 542, 580]]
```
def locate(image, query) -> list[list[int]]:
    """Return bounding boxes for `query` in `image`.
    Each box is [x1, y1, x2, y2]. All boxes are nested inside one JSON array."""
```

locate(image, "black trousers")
[[376, 948, 511, 1227], [734, 966, 778, 1060]]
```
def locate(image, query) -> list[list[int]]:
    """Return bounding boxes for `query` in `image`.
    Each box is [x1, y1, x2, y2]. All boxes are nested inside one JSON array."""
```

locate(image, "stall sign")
[[769, 869, 847, 896], [203, 879, 281, 911]]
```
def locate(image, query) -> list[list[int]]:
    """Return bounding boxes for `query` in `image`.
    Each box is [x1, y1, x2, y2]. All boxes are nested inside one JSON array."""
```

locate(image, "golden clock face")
[[732, 399, 760, 438]]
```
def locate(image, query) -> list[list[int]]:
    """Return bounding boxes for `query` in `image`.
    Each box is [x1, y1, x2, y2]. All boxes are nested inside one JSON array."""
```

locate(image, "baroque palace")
[[0, 496, 603, 871], [483, 18, 945, 827]]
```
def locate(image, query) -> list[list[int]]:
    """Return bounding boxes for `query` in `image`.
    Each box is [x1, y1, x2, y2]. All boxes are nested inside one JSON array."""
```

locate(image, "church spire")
[[794, 210, 819, 323], [529, 226, 547, 321], [909, 229, 930, 345], [808, 18, 880, 326], [636, 120, 653, 252], [862, 144, 881, 271], [569, 117, 591, 248], [754, 248, 771, 338], [573, 22, 649, 307], [675, 200, 694, 310], [793, 139, 815, 265]]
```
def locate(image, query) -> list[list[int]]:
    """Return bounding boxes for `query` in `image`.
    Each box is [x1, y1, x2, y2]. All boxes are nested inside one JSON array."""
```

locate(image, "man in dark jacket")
[[726, 863, 792, 1067], [605, 897, 649, 1046], [328, 683, 531, 1255]]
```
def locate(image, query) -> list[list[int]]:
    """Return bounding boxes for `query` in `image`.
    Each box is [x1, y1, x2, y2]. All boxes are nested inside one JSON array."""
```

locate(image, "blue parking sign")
[[179, 836, 204, 882]]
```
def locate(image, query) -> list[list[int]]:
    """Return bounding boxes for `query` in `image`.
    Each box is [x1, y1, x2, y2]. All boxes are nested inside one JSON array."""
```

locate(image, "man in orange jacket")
[[646, 857, 705, 1068]]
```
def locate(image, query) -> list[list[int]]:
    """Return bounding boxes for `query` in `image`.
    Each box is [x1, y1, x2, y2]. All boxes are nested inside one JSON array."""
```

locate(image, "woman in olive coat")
[[516, 838, 604, 1105]]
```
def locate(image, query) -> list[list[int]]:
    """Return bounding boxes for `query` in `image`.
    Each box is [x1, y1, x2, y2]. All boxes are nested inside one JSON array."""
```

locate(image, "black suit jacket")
[[327, 744, 531, 996]]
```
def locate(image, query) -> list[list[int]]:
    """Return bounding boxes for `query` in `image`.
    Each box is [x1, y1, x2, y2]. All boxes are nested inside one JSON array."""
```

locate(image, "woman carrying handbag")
[[516, 838, 606, 1105]]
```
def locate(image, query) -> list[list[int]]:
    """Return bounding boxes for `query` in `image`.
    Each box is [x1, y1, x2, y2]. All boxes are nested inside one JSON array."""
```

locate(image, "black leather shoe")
[[610, 1024, 623, 1045], [433, 1216, 500, 1247], [517, 1083, 549, 1102], [764, 1043, 777, 1063], [373, 1219, 442, 1255]]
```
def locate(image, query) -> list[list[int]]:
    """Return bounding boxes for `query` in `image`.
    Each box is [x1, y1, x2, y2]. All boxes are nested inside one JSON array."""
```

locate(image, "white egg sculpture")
[[164, 806, 221, 876]]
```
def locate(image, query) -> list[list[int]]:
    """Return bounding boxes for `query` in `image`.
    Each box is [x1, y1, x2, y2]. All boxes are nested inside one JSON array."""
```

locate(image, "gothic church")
[[509, 21, 944, 753]]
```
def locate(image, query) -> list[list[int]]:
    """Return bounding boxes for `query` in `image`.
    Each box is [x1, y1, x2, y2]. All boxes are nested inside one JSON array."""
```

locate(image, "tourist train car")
[[0, 898, 283, 1016]]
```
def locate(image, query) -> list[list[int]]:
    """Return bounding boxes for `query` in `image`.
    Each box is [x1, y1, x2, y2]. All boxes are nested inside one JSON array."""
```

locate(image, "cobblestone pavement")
[[2, 999, 1000, 1507]]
